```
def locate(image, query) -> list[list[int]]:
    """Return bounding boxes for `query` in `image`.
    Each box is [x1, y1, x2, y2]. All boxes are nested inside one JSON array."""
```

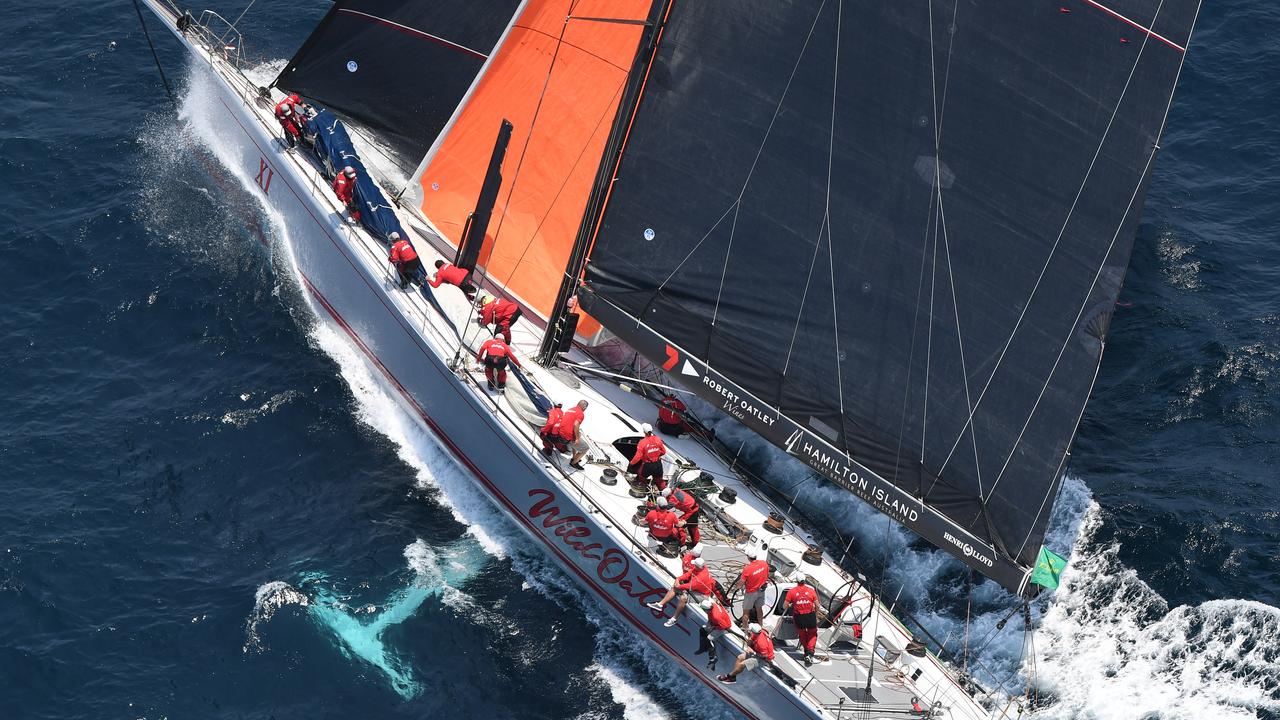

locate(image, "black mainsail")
[[275, 0, 521, 165], [575, 0, 1199, 594]]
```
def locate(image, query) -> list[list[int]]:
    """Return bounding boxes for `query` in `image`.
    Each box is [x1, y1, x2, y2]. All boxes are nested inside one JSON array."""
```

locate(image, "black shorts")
[[794, 611, 818, 629], [483, 356, 509, 371]]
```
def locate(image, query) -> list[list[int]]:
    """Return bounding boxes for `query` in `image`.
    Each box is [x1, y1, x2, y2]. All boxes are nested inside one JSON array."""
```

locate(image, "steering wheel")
[[824, 577, 870, 627]]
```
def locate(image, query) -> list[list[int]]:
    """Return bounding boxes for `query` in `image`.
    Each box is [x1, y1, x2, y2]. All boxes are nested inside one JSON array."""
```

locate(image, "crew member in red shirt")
[[477, 334, 520, 391], [738, 547, 771, 628], [696, 596, 733, 670], [643, 496, 683, 547], [273, 94, 309, 147], [657, 393, 689, 435], [540, 402, 565, 455], [387, 232, 420, 289], [629, 423, 667, 490], [553, 399, 589, 470], [646, 556, 713, 626], [784, 573, 820, 666], [428, 259, 476, 301], [332, 166, 361, 223], [662, 484, 701, 547], [719, 622, 775, 683], [477, 294, 522, 344]]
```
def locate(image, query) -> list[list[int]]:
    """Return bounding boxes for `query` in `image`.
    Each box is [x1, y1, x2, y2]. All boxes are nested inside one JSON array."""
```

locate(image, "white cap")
[[690, 543, 704, 557], [389, 231, 400, 240], [748, 622, 762, 634], [342, 165, 355, 176], [745, 547, 759, 560], [641, 422, 653, 434], [791, 572, 807, 584], [699, 597, 714, 610], [281, 105, 293, 114], [692, 557, 705, 569], [660, 486, 674, 498], [655, 496, 668, 508]]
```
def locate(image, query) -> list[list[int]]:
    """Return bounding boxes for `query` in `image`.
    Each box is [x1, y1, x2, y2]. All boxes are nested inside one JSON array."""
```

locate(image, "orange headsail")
[[416, 0, 650, 339]]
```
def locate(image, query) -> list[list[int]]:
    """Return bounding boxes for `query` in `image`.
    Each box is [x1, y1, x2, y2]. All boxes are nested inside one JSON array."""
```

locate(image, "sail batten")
[[578, 0, 1198, 594]]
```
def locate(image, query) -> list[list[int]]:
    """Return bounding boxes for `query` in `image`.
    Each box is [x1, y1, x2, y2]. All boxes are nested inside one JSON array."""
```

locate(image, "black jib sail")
[[577, 0, 1199, 594], [275, 0, 520, 166]]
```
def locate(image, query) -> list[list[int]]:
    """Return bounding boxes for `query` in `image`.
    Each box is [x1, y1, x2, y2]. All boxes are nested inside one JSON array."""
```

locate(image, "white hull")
[[142, 4, 998, 719]]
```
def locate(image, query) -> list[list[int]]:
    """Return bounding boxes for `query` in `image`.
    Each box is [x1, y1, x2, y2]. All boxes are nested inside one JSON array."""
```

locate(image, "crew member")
[[695, 596, 733, 670], [718, 622, 775, 684], [657, 393, 689, 435], [739, 547, 771, 628], [273, 94, 308, 147], [643, 496, 682, 547], [477, 294, 522, 344], [680, 543, 704, 574], [477, 333, 520, 391], [663, 484, 701, 547], [629, 423, 667, 490], [540, 402, 564, 456], [428, 259, 476, 300], [555, 399, 589, 470], [332, 166, 361, 223], [784, 573, 819, 666], [387, 232, 420, 289], [646, 556, 712, 626]]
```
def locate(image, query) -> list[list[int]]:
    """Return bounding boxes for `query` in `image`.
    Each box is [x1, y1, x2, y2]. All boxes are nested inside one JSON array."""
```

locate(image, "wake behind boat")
[[134, 1, 1199, 717]]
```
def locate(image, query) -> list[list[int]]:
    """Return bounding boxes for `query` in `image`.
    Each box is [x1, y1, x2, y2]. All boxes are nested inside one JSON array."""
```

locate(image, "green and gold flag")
[[1030, 547, 1067, 589]]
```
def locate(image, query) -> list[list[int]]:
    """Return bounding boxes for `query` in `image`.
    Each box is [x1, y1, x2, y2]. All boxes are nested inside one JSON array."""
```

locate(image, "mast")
[[537, 0, 675, 363]]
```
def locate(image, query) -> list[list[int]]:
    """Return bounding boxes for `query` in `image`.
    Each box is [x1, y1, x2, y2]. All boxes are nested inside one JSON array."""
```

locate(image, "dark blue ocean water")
[[1, 2, 1276, 719]]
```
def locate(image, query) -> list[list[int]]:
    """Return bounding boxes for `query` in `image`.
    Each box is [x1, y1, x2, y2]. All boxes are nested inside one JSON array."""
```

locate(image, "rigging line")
[[921, 194, 940, 461], [984, 0, 1190, 513], [930, 1, 1165, 474], [825, 0, 849, 428], [921, 0, 985, 500], [780, 214, 831, 375], [652, 0, 828, 299], [484, 0, 578, 281], [226, 0, 258, 35], [132, 0, 176, 106]]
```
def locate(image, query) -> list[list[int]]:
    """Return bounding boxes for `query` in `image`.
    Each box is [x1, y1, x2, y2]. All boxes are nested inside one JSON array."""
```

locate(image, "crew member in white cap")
[[663, 484, 701, 548], [719, 622, 775, 683], [646, 556, 713, 627], [629, 422, 668, 490], [784, 572, 819, 665], [696, 596, 733, 670]]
